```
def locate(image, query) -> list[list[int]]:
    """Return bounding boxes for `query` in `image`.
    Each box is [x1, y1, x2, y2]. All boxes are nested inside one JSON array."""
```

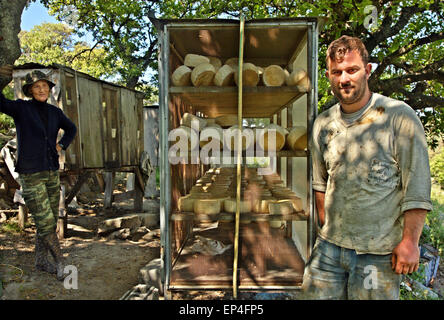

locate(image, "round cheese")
[[263, 65, 286, 87], [234, 63, 259, 87], [171, 65, 192, 86], [184, 53, 210, 67], [257, 124, 288, 151], [286, 126, 307, 151], [191, 63, 216, 86], [214, 64, 235, 86], [194, 198, 221, 215]]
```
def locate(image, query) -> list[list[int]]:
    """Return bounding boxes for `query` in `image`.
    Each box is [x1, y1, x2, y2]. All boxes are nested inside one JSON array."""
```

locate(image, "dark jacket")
[[0, 93, 77, 173]]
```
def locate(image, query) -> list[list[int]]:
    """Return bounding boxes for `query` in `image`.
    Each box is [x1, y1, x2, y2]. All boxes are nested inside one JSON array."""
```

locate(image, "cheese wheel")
[[171, 65, 192, 86], [252, 197, 276, 214], [200, 125, 224, 149], [215, 114, 238, 127], [285, 67, 307, 86], [268, 200, 293, 228], [263, 65, 286, 87], [180, 112, 207, 131], [214, 64, 235, 86], [234, 63, 259, 87], [224, 125, 255, 151], [286, 126, 307, 151], [194, 198, 221, 215], [257, 124, 288, 152], [207, 56, 222, 71], [297, 74, 311, 92], [269, 200, 294, 215], [287, 196, 303, 212], [178, 195, 194, 212], [191, 63, 216, 86], [225, 57, 239, 67], [184, 53, 210, 67], [224, 198, 252, 213]]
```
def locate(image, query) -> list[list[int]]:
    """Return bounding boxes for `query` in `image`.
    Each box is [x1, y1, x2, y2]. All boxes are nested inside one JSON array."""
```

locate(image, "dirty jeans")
[[301, 237, 401, 300], [19, 170, 60, 236]]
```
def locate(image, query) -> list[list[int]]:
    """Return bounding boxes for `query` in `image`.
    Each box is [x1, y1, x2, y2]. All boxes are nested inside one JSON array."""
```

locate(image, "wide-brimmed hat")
[[22, 70, 55, 98]]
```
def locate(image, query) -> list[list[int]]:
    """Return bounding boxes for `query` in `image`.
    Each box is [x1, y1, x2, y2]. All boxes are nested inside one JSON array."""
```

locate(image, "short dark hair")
[[326, 35, 369, 68]]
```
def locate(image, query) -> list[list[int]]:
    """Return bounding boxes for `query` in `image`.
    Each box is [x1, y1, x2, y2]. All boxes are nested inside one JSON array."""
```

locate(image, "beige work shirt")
[[311, 93, 433, 254]]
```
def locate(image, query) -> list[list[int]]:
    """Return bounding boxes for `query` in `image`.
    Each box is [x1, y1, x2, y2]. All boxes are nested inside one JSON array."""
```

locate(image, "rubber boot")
[[35, 233, 57, 274], [43, 232, 67, 281]]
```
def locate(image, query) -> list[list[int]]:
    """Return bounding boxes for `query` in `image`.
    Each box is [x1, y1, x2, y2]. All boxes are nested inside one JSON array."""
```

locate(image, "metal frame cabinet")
[[156, 18, 320, 296]]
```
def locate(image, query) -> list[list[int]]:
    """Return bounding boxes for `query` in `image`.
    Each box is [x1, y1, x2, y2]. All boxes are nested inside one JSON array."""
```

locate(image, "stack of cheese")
[[171, 53, 311, 91], [177, 167, 234, 218], [177, 167, 304, 226], [255, 123, 289, 152], [172, 54, 222, 87]]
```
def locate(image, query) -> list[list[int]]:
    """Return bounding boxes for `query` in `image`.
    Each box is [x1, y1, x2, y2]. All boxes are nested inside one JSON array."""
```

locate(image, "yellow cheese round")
[[193, 198, 221, 215], [171, 65, 192, 86], [191, 63, 216, 86], [263, 65, 286, 87]]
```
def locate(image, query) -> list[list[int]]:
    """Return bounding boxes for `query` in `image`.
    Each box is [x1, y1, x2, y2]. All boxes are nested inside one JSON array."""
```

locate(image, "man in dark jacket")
[[0, 69, 77, 281]]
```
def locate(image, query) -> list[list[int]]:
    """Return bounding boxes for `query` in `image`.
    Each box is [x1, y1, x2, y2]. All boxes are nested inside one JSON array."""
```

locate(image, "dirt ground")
[[0, 199, 161, 300]]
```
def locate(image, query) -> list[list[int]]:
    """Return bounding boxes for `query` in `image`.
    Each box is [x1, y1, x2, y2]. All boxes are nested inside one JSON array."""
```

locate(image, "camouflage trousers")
[[19, 171, 60, 236]]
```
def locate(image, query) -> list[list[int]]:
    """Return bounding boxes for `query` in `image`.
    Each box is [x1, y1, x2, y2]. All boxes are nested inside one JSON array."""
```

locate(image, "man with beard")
[[301, 36, 432, 299]]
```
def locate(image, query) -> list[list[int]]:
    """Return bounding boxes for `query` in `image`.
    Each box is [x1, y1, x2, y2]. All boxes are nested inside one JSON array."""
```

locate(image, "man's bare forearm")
[[314, 191, 326, 227], [402, 209, 427, 244]]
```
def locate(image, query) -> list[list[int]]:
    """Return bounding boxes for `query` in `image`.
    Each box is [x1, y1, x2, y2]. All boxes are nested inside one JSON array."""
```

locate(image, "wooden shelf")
[[169, 86, 307, 118], [171, 210, 308, 222], [170, 221, 305, 288]]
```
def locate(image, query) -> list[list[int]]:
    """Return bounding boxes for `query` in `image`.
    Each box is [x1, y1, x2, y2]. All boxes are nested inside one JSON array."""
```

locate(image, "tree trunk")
[[0, 0, 27, 90]]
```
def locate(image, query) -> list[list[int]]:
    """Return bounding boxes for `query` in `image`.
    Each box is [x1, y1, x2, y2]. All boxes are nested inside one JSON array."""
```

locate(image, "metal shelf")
[[169, 86, 307, 118]]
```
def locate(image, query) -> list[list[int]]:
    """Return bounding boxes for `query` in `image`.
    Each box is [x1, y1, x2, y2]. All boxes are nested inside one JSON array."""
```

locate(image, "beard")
[[330, 73, 368, 106]]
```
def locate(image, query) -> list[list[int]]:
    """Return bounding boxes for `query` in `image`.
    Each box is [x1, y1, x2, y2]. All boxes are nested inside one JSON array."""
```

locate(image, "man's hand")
[[391, 239, 420, 274], [391, 209, 426, 274], [56, 144, 62, 153]]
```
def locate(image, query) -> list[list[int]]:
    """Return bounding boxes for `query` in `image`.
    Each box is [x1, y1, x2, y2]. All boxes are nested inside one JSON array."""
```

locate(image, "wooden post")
[[104, 171, 115, 209], [134, 167, 144, 211], [95, 170, 105, 192], [18, 205, 28, 230], [64, 172, 90, 206], [57, 183, 67, 239]]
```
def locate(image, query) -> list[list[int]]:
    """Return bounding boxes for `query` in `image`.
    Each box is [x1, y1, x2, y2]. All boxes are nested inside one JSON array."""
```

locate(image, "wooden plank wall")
[[102, 86, 120, 168], [136, 96, 144, 163], [77, 77, 104, 168], [62, 73, 82, 170], [119, 89, 138, 166]]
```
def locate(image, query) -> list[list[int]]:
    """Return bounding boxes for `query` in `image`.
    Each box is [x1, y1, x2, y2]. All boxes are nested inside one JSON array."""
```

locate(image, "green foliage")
[[0, 86, 15, 134], [430, 147, 444, 189], [41, 0, 159, 89], [420, 184, 444, 256], [0, 220, 23, 234], [17, 22, 120, 80]]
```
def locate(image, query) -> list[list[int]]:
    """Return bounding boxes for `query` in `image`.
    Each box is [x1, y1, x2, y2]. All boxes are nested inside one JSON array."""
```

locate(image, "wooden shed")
[[11, 63, 148, 235], [155, 17, 320, 297]]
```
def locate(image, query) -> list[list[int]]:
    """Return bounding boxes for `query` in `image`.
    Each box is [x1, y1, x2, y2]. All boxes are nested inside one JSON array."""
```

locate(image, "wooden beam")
[[64, 171, 91, 206]]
